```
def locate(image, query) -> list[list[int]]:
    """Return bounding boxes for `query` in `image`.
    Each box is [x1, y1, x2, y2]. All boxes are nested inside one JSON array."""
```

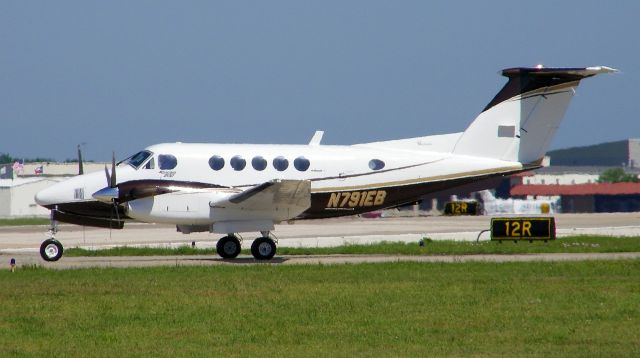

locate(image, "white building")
[[0, 177, 65, 217], [0, 162, 106, 218]]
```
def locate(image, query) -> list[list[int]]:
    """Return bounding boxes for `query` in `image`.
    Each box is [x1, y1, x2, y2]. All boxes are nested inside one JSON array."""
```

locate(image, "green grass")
[[0, 217, 49, 226], [66, 235, 640, 257], [1, 261, 639, 357]]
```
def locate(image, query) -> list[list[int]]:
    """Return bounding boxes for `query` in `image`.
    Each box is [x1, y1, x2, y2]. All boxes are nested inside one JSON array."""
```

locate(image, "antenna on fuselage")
[[309, 130, 324, 146]]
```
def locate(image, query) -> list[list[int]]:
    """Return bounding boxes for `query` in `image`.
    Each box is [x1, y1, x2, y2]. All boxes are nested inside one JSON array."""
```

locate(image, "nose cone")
[[34, 174, 89, 207], [35, 184, 66, 207]]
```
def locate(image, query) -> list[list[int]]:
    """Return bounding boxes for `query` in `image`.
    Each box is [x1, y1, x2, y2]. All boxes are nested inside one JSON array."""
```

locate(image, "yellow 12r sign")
[[490, 217, 556, 241]]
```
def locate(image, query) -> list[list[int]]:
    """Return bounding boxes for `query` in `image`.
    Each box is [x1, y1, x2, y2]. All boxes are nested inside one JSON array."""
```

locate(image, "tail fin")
[[452, 66, 616, 164]]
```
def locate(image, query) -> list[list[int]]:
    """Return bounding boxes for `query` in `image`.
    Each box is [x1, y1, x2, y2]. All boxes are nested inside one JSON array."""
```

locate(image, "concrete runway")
[[2, 213, 640, 268]]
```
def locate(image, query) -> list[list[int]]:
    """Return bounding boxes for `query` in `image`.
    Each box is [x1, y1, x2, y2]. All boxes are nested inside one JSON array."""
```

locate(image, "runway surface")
[[2, 213, 640, 268]]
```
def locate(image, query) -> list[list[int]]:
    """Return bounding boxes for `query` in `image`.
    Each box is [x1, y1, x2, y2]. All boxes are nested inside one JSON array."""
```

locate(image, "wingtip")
[[586, 66, 619, 74]]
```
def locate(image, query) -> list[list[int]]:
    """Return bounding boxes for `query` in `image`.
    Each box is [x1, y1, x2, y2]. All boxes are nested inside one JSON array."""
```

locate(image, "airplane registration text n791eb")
[[326, 190, 387, 209]]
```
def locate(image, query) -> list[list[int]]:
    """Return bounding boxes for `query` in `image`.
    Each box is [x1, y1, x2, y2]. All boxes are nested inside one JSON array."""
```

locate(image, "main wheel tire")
[[40, 239, 64, 262], [216, 235, 241, 259], [251, 237, 276, 260]]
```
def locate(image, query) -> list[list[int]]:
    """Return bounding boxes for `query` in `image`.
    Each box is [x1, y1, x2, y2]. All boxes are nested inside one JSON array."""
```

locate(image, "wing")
[[212, 179, 311, 212]]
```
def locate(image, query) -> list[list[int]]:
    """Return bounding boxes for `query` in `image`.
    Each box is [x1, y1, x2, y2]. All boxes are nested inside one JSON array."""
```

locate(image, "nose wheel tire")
[[251, 237, 276, 260], [40, 239, 64, 262], [216, 235, 241, 259]]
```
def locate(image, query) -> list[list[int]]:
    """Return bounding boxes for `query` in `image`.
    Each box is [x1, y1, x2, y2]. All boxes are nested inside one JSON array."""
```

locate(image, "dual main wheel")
[[215, 235, 276, 260], [216, 235, 242, 259], [251, 236, 276, 260]]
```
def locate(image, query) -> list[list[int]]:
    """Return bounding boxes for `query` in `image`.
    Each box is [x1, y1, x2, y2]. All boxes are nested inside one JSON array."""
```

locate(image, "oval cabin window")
[[230, 155, 246, 171], [273, 156, 289, 171], [368, 159, 385, 171], [294, 156, 310, 171], [252, 156, 267, 171], [208, 155, 225, 171]]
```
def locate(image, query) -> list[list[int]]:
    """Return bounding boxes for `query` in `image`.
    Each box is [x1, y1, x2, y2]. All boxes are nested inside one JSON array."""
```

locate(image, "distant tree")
[[0, 153, 13, 164], [597, 168, 640, 183], [0, 153, 55, 164]]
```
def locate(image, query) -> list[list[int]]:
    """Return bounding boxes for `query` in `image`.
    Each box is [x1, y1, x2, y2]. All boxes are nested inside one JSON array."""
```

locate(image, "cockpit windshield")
[[123, 150, 153, 169]]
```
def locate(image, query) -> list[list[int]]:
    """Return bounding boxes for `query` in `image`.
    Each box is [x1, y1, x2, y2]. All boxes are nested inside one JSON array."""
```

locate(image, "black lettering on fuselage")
[[326, 190, 387, 208]]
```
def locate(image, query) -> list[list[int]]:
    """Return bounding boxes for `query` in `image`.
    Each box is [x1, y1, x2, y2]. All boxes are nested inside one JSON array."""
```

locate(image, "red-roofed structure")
[[510, 183, 640, 196]]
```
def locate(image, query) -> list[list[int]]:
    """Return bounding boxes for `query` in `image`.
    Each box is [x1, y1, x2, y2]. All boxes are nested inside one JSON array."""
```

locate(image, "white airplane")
[[35, 66, 616, 261]]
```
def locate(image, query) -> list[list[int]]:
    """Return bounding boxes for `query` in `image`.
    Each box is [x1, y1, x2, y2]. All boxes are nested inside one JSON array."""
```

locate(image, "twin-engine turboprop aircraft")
[[35, 65, 616, 261]]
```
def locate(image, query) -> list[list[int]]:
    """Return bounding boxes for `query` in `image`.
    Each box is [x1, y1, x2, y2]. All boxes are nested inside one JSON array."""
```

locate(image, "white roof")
[[0, 177, 63, 188]]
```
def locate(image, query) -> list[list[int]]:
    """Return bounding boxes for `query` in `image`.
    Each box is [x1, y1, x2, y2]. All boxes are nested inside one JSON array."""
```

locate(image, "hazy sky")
[[1, 1, 638, 161]]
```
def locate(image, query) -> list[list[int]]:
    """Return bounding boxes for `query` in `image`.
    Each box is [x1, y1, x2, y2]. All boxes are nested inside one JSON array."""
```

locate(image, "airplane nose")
[[35, 186, 59, 206]]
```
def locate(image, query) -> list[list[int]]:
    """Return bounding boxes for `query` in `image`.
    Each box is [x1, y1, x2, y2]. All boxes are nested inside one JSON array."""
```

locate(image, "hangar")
[[0, 177, 63, 217]]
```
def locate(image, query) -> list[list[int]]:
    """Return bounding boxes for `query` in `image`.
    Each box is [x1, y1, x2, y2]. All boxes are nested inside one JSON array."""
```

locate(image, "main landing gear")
[[216, 231, 277, 260]]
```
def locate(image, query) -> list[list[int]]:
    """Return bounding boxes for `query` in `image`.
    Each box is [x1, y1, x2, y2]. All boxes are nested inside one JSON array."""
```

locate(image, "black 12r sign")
[[490, 217, 556, 241]]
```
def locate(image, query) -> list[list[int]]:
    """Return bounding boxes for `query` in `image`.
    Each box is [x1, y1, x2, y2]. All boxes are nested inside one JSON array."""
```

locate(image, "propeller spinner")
[[92, 152, 120, 203]]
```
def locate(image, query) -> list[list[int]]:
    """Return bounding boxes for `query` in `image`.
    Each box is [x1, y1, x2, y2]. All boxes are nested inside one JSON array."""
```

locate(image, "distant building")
[[511, 183, 640, 213], [0, 177, 64, 217], [547, 139, 640, 167], [0, 162, 106, 218]]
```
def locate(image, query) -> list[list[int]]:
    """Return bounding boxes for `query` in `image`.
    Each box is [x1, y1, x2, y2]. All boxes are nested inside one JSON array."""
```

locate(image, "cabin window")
[[158, 154, 178, 170], [208, 155, 225, 171], [369, 159, 385, 171], [273, 156, 289, 171], [294, 156, 310, 171], [252, 156, 267, 171], [230, 155, 246, 171]]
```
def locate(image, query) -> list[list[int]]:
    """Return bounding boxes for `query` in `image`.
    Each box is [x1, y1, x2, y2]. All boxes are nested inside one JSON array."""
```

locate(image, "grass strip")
[[0, 217, 49, 226], [1, 261, 639, 357], [65, 235, 640, 257]]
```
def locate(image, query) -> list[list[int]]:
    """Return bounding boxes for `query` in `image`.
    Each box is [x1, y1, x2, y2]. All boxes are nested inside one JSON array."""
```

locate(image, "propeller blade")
[[77, 145, 84, 175], [104, 165, 111, 186], [110, 151, 117, 188]]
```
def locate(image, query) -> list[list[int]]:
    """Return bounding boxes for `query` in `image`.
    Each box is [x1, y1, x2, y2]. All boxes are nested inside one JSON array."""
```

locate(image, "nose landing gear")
[[40, 212, 63, 261], [40, 238, 64, 262]]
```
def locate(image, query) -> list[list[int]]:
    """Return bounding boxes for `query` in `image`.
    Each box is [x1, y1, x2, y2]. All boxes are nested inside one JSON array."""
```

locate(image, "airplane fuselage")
[[37, 142, 525, 228]]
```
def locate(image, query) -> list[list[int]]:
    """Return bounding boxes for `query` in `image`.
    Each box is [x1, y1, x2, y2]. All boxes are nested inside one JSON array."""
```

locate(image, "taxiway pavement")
[[1, 213, 639, 268]]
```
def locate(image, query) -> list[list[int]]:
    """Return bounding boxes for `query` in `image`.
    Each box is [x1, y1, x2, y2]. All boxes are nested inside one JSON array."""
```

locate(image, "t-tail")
[[452, 66, 617, 166]]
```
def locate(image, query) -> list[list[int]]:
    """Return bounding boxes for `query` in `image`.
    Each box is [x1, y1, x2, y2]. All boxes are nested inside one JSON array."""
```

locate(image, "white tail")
[[452, 66, 617, 164]]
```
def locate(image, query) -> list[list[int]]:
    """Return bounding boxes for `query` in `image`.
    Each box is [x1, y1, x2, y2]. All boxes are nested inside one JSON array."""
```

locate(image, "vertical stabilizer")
[[452, 66, 616, 164]]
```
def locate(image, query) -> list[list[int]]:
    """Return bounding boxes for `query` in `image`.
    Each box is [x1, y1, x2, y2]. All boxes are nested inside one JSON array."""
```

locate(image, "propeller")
[[77, 144, 84, 175], [92, 151, 122, 232], [93, 151, 120, 202]]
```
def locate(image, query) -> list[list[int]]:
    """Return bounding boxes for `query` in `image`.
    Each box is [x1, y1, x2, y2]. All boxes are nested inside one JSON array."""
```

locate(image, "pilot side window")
[[158, 154, 178, 170], [273, 156, 289, 171], [252, 156, 267, 171], [209, 155, 225, 171], [230, 155, 246, 171]]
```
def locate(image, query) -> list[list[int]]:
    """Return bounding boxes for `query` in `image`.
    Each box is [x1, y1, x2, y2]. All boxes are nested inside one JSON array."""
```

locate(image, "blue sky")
[[1, 1, 638, 161]]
